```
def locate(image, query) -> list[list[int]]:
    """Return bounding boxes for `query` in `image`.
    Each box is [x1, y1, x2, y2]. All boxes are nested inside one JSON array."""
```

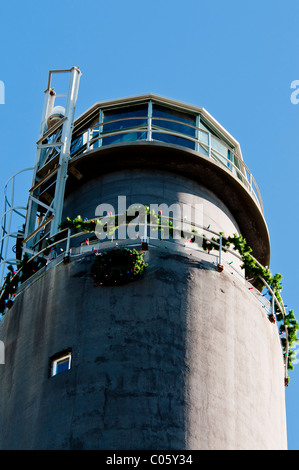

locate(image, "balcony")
[[69, 96, 263, 213]]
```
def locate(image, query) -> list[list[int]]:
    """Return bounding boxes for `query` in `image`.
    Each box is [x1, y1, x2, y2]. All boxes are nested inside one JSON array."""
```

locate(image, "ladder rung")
[[37, 141, 63, 149], [36, 116, 67, 144], [22, 215, 54, 244], [36, 154, 59, 179], [29, 165, 61, 193]]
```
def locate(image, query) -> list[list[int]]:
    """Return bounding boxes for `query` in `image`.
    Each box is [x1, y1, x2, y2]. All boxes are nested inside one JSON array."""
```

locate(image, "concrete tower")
[[0, 69, 288, 450]]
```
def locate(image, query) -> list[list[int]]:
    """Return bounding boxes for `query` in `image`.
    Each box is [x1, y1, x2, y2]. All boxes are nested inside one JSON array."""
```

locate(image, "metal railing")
[[0, 214, 288, 381], [0, 168, 34, 280], [70, 115, 263, 213]]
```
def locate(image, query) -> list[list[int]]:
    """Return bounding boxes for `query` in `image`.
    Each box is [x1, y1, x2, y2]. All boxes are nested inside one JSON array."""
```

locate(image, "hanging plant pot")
[[91, 247, 148, 286]]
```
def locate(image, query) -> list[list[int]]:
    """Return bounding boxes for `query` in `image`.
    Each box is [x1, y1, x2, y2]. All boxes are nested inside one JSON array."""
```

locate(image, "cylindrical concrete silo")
[[0, 70, 288, 450]]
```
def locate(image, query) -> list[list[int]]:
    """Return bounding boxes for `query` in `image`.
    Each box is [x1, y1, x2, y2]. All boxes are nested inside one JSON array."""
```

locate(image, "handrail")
[[70, 115, 263, 212], [0, 214, 288, 380], [88, 115, 240, 163]]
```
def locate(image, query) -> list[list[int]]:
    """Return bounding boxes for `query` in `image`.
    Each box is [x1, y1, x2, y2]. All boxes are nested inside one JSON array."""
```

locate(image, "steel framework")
[[23, 67, 81, 253]]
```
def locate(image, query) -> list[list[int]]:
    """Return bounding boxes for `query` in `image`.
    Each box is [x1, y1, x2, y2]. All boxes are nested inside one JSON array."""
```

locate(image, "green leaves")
[[59, 215, 97, 234], [59, 215, 298, 376], [2, 211, 296, 381], [91, 248, 148, 286], [201, 231, 298, 375], [0, 254, 47, 314]]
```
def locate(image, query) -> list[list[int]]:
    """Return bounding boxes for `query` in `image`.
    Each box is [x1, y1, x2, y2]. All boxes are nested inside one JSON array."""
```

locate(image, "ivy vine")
[[58, 206, 164, 237], [58, 212, 298, 376], [0, 209, 297, 383], [91, 247, 147, 286], [0, 254, 47, 315], [194, 230, 299, 376]]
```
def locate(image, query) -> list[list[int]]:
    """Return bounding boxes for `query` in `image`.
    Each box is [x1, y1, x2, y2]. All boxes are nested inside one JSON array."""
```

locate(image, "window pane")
[[152, 132, 195, 150], [200, 121, 235, 166], [211, 135, 228, 158], [199, 129, 209, 146], [90, 127, 100, 150], [152, 104, 196, 138], [102, 131, 147, 146], [51, 353, 72, 376], [103, 105, 148, 133], [56, 358, 70, 374], [70, 135, 83, 156]]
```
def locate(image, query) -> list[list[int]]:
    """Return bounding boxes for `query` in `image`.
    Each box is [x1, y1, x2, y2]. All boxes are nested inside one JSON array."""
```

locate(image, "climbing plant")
[[59, 213, 298, 375], [0, 254, 47, 315], [1, 209, 297, 382], [195, 230, 299, 377], [58, 206, 164, 237], [91, 247, 147, 286]]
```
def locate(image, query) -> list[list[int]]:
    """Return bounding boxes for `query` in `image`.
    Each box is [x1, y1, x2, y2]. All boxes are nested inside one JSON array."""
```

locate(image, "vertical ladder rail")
[[0, 168, 33, 280], [23, 89, 55, 242], [23, 67, 81, 250], [50, 67, 81, 235]]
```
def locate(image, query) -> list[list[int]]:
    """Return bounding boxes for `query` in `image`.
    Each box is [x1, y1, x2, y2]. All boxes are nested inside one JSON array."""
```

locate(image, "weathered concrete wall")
[[0, 248, 287, 450], [67, 142, 271, 266], [63, 169, 244, 273], [63, 169, 240, 241]]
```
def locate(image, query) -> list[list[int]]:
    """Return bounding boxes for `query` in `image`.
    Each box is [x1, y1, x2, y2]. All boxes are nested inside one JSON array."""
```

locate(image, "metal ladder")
[[0, 168, 33, 280], [23, 67, 81, 254]]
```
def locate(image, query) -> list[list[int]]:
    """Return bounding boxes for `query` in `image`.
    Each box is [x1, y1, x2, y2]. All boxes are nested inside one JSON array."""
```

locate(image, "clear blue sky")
[[0, 0, 298, 449]]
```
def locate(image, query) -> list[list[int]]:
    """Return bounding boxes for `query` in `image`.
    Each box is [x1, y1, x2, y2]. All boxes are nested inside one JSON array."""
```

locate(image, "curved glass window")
[[151, 131, 195, 149], [65, 97, 261, 209], [70, 134, 84, 156], [151, 104, 196, 149], [102, 104, 148, 146], [68, 101, 245, 186], [101, 131, 147, 146]]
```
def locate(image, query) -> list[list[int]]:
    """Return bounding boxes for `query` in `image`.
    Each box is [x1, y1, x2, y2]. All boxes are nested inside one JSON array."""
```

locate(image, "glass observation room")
[[67, 95, 262, 211]]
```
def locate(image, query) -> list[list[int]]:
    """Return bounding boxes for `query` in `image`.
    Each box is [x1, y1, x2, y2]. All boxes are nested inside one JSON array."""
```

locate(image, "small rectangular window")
[[50, 351, 72, 377]]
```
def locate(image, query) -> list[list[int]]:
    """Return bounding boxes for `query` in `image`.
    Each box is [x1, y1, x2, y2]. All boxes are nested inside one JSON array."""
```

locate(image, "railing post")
[[147, 100, 153, 142], [249, 172, 253, 193], [99, 109, 103, 147], [66, 228, 71, 254], [208, 132, 211, 157], [143, 211, 147, 242], [141, 210, 148, 250], [268, 292, 276, 323], [63, 228, 71, 264], [86, 128, 90, 151], [219, 233, 222, 265], [195, 115, 200, 153]]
